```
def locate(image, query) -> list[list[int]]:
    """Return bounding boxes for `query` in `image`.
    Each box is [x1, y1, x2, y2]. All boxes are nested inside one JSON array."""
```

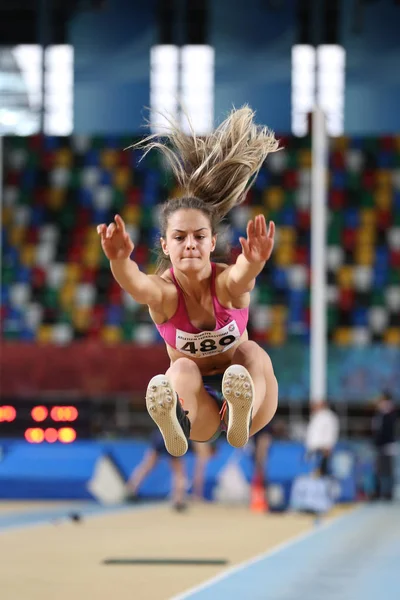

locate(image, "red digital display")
[[50, 406, 78, 422], [31, 406, 48, 422], [0, 404, 82, 443], [0, 406, 17, 422], [24, 427, 77, 444]]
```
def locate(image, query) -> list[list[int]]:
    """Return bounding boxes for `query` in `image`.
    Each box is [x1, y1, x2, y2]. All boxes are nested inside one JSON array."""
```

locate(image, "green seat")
[[328, 307, 338, 329], [59, 206, 76, 229], [258, 285, 273, 305], [112, 189, 126, 212], [328, 213, 343, 245], [363, 137, 379, 154], [27, 151, 39, 168], [361, 191, 374, 207], [42, 287, 59, 309], [284, 191, 296, 207], [91, 136, 106, 149], [70, 168, 81, 189], [57, 310, 73, 324], [389, 269, 400, 285], [347, 173, 361, 190], [2, 266, 14, 285], [371, 290, 385, 305]]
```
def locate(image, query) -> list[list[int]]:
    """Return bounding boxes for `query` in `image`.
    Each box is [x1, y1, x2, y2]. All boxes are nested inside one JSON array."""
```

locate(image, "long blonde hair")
[[130, 105, 280, 271]]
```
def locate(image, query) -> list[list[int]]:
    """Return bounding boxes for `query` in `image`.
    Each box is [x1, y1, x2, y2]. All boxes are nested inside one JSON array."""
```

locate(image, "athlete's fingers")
[[114, 214, 126, 232], [268, 221, 275, 239], [255, 215, 263, 237], [106, 222, 116, 238], [260, 215, 268, 237], [239, 236, 250, 255]]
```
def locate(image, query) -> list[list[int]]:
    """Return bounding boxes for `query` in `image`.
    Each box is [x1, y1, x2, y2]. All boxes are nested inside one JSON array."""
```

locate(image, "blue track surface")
[[172, 503, 400, 600]]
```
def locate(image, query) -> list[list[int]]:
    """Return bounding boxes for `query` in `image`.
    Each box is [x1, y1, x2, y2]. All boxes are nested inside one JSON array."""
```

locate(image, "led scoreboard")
[[0, 402, 91, 443]]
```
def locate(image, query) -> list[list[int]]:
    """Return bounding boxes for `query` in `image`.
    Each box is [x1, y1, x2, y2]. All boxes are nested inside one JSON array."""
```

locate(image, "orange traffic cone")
[[250, 475, 268, 513]]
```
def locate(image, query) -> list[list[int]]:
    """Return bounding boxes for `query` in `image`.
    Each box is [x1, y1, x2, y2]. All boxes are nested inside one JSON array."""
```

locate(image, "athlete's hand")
[[239, 215, 275, 264], [97, 215, 134, 260]]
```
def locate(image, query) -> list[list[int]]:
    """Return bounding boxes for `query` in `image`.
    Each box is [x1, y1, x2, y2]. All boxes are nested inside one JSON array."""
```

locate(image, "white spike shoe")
[[145, 374, 190, 457], [222, 365, 254, 448]]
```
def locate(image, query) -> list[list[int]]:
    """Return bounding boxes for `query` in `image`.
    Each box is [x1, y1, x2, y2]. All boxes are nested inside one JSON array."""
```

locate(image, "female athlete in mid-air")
[[98, 106, 280, 457]]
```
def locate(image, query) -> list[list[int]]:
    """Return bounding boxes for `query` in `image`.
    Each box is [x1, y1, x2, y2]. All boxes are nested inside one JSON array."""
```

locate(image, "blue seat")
[[332, 171, 346, 189], [344, 207, 360, 229], [100, 170, 113, 186], [15, 266, 31, 283], [78, 188, 93, 208], [31, 206, 45, 226], [377, 151, 394, 168], [353, 307, 368, 326], [106, 305, 123, 325], [280, 206, 296, 226], [44, 136, 60, 151], [84, 149, 100, 167], [272, 267, 288, 289]]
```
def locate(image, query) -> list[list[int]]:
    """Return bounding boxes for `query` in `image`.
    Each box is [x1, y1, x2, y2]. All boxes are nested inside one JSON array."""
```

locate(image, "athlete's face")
[[162, 209, 216, 272]]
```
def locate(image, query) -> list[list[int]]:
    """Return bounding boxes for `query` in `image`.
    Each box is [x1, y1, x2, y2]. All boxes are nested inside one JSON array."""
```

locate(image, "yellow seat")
[[47, 188, 66, 210], [332, 136, 348, 151], [354, 245, 374, 266], [37, 325, 53, 343], [82, 246, 100, 268], [269, 305, 288, 325], [20, 244, 36, 267], [55, 148, 73, 168], [393, 135, 400, 152], [73, 307, 91, 331], [100, 149, 118, 170], [298, 149, 312, 168], [356, 227, 375, 246], [376, 169, 392, 188], [86, 226, 100, 242], [384, 328, 400, 345], [337, 265, 354, 288], [114, 166, 132, 190], [2, 206, 13, 227], [9, 225, 25, 246], [65, 263, 81, 283], [101, 325, 123, 344], [59, 283, 76, 310], [278, 226, 296, 245], [333, 327, 352, 345], [263, 187, 284, 211], [275, 245, 294, 267], [249, 206, 266, 220], [375, 188, 392, 210], [267, 325, 287, 346], [359, 208, 376, 228], [122, 204, 141, 224]]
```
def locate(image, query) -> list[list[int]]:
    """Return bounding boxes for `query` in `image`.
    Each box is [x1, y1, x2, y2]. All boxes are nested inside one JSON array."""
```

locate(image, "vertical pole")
[[310, 106, 328, 404]]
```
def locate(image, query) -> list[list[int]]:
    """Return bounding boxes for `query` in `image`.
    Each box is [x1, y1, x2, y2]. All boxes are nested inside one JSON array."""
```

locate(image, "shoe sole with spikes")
[[146, 374, 189, 457], [222, 365, 254, 448]]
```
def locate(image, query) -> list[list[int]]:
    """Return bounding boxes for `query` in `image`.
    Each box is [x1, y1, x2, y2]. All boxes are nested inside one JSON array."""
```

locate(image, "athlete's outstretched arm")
[[97, 215, 166, 307], [223, 215, 275, 297]]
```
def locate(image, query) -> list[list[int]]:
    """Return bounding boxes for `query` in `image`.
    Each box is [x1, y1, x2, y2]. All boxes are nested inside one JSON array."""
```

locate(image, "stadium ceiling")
[[0, 0, 93, 45]]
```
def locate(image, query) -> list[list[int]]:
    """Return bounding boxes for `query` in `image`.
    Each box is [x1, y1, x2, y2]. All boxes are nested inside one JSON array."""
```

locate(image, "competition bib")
[[176, 320, 241, 358]]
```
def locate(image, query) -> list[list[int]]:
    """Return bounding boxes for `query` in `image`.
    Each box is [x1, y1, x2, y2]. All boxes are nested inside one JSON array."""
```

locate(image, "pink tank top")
[[155, 263, 249, 359]]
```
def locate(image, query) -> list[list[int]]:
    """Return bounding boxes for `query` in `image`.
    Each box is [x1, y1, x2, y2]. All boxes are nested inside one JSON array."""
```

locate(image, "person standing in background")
[[125, 429, 187, 511], [305, 401, 340, 476], [372, 390, 398, 501]]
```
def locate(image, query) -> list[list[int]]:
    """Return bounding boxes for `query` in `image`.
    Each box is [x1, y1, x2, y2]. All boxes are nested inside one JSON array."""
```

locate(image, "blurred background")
[[0, 0, 399, 511]]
